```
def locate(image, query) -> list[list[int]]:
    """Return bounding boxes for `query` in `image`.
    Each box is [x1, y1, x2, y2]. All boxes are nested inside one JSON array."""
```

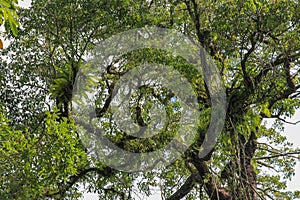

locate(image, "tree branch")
[[44, 166, 114, 198], [166, 175, 196, 200], [256, 151, 300, 160], [191, 157, 231, 200], [240, 32, 257, 88]]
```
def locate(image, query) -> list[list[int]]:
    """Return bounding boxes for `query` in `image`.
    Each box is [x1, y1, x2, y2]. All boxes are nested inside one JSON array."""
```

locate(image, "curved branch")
[[45, 166, 114, 198], [166, 175, 195, 200]]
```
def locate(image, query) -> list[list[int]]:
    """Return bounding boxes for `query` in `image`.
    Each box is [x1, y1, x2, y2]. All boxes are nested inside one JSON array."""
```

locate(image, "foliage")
[[0, 109, 87, 199], [0, 0, 19, 49]]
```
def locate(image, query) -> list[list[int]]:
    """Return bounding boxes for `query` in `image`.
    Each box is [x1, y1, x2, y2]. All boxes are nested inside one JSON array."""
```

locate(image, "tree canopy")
[[0, 0, 300, 199]]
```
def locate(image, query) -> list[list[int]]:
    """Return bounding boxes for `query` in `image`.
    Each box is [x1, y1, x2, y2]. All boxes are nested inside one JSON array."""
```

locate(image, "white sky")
[[281, 111, 300, 191], [2, 0, 299, 199]]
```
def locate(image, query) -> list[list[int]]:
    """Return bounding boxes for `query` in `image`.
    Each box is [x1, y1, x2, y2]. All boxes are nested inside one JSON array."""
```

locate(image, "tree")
[[0, 0, 300, 199], [0, 0, 19, 49]]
